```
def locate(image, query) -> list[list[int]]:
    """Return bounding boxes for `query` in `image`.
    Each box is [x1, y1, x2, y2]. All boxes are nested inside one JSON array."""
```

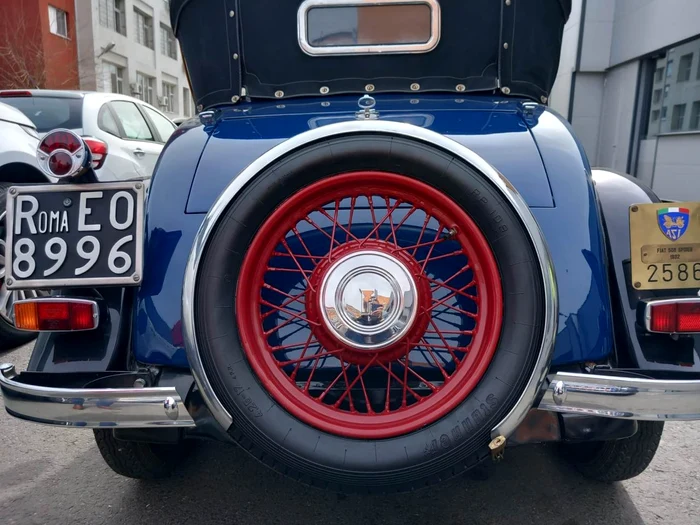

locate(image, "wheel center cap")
[[319, 250, 418, 350]]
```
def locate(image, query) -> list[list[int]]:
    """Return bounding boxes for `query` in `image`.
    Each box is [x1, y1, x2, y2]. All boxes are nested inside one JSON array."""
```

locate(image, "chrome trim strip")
[[6, 182, 145, 290], [182, 119, 558, 435], [13, 297, 99, 332], [297, 0, 441, 57], [539, 371, 700, 420], [0, 363, 195, 428], [643, 297, 700, 333]]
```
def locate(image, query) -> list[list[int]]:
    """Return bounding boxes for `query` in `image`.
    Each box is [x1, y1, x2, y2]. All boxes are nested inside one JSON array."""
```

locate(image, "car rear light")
[[82, 137, 108, 170], [0, 90, 32, 97], [14, 299, 98, 332], [36, 129, 87, 178], [644, 299, 700, 333]]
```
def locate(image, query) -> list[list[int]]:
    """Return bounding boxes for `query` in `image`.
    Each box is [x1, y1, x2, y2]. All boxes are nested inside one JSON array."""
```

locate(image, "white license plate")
[[5, 183, 145, 289]]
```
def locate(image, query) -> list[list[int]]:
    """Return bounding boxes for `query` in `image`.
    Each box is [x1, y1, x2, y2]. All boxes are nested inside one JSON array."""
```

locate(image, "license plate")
[[5, 183, 144, 289], [630, 202, 700, 290]]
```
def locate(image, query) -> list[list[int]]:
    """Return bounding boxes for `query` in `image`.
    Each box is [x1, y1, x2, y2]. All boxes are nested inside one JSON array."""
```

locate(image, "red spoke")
[[377, 361, 425, 399], [283, 347, 342, 367], [267, 266, 313, 276], [384, 197, 399, 247], [318, 207, 360, 245], [383, 205, 417, 244], [402, 344, 410, 407], [328, 201, 340, 259], [271, 339, 319, 351], [397, 232, 446, 255], [304, 215, 343, 247], [346, 197, 357, 243], [261, 287, 306, 319], [425, 274, 477, 302], [418, 338, 450, 379], [337, 360, 356, 411], [361, 198, 403, 245], [431, 302, 479, 318], [303, 347, 333, 392], [416, 249, 464, 264], [367, 196, 380, 240], [265, 309, 320, 336], [384, 363, 392, 412], [357, 364, 374, 414], [411, 214, 431, 257], [426, 278, 476, 313], [260, 299, 304, 319], [428, 319, 463, 362], [420, 225, 444, 273], [397, 359, 439, 392], [290, 333, 317, 380], [318, 361, 351, 402], [272, 251, 323, 260], [292, 227, 323, 265], [425, 328, 474, 335], [281, 239, 315, 291], [333, 355, 378, 409]]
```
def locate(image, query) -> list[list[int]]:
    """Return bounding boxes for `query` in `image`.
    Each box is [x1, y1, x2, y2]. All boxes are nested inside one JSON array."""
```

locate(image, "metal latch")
[[488, 435, 506, 462]]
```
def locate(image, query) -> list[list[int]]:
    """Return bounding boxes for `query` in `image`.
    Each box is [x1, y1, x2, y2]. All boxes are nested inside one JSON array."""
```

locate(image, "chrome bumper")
[[538, 372, 700, 420], [0, 364, 195, 428]]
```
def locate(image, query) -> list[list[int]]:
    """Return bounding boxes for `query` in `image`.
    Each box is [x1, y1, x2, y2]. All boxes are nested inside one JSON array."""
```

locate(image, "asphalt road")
[[0, 342, 699, 525]]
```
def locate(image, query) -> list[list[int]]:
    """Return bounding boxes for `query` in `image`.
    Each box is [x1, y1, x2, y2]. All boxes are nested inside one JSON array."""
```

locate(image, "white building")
[[75, 0, 195, 120], [550, 0, 700, 201]]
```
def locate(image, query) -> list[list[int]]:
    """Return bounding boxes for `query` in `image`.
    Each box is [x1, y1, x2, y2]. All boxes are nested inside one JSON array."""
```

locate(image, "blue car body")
[[135, 94, 612, 370]]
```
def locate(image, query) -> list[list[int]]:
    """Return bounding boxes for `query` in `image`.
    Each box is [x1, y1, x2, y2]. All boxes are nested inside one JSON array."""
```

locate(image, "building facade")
[[75, 0, 194, 119], [550, 0, 700, 201], [0, 0, 79, 90]]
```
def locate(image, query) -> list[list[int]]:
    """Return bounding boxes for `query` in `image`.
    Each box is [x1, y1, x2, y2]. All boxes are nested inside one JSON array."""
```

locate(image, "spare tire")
[[194, 134, 545, 492]]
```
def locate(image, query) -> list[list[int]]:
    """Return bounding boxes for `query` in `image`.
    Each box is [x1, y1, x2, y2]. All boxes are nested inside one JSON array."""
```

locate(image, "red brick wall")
[[0, 0, 78, 90]]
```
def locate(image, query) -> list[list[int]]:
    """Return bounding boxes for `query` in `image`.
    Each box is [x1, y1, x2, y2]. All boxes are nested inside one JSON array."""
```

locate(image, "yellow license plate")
[[630, 202, 700, 290]]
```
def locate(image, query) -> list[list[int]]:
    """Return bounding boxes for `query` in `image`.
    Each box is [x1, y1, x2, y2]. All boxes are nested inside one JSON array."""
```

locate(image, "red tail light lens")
[[82, 137, 108, 170], [0, 90, 32, 97], [14, 299, 98, 332], [647, 300, 700, 333], [36, 129, 86, 178]]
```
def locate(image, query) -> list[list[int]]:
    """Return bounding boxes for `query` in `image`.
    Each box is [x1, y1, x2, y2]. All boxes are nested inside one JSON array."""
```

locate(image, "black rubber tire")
[[563, 421, 664, 482], [195, 134, 546, 493], [93, 430, 191, 479], [0, 182, 37, 351]]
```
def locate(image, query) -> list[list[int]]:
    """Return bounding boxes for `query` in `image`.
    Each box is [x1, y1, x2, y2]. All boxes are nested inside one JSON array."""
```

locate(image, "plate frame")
[[5, 182, 145, 290]]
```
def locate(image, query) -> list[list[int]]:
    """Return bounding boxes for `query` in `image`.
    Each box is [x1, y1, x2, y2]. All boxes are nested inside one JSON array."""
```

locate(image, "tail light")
[[642, 299, 700, 333], [14, 298, 98, 332], [0, 90, 32, 97], [82, 137, 108, 170], [36, 129, 87, 178]]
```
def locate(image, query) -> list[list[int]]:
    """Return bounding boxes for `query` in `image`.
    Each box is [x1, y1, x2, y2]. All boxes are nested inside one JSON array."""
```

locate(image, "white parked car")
[[0, 90, 177, 182], [0, 101, 48, 349]]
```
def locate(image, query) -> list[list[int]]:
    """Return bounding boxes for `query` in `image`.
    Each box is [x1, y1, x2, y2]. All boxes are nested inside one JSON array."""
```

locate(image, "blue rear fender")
[[134, 94, 613, 369]]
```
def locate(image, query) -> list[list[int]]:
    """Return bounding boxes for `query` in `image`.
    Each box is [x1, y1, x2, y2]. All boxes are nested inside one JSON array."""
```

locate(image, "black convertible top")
[[171, 0, 571, 110]]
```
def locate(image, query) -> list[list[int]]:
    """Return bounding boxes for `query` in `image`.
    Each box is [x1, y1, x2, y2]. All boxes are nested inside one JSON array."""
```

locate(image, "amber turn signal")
[[14, 299, 98, 332]]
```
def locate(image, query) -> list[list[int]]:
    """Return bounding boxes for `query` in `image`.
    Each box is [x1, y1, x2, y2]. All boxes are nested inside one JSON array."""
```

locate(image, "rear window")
[[0, 96, 83, 133]]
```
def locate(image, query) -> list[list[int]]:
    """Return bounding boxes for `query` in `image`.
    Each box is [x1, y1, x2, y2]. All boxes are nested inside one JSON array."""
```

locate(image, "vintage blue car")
[[1, 0, 699, 493]]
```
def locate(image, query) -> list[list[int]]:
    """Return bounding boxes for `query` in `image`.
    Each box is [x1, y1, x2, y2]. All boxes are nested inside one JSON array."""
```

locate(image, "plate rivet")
[[631, 205, 639, 212], [229, 10, 235, 17], [274, 90, 284, 98], [231, 95, 240, 103], [164, 397, 179, 420], [501, 86, 511, 95], [63, 198, 72, 207], [320, 86, 329, 94], [456, 84, 466, 92], [410, 83, 420, 91], [134, 183, 142, 190], [365, 84, 375, 92], [133, 274, 141, 282], [503, 42, 509, 49], [634, 281, 641, 288], [9, 188, 16, 195], [233, 53, 238, 60], [6, 278, 13, 286]]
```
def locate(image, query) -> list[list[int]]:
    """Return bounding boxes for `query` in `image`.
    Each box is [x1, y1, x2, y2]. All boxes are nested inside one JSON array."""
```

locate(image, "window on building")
[[99, 0, 126, 35], [651, 109, 660, 122], [135, 9, 154, 49], [103, 62, 125, 94], [666, 59, 674, 78], [135, 72, 155, 105], [671, 104, 686, 131], [111, 101, 154, 141], [48, 6, 68, 38], [160, 24, 177, 59], [143, 106, 175, 142], [678, 53, 693, 82], [691, 102, 700, 131], [183, 87, 192, 117], [655, 67, 664, 83], [161, 81, 177, 113], [652, 89, 662, 104], [661, 106, 668, 120]]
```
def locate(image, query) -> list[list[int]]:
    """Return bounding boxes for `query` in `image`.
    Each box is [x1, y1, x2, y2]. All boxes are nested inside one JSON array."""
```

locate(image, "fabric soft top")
[[171, 0, 571, 110]]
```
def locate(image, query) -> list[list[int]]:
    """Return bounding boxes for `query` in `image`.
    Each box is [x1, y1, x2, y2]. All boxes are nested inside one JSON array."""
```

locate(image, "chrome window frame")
[[297, 0, 441, 56]]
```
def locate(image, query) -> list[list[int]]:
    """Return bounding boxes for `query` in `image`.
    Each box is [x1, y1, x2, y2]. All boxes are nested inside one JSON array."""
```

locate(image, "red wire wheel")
[[236, 171, 503, 439]]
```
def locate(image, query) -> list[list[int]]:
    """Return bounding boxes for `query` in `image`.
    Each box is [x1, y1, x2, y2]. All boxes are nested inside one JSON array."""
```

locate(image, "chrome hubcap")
[[319, 250, 418, 350]]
